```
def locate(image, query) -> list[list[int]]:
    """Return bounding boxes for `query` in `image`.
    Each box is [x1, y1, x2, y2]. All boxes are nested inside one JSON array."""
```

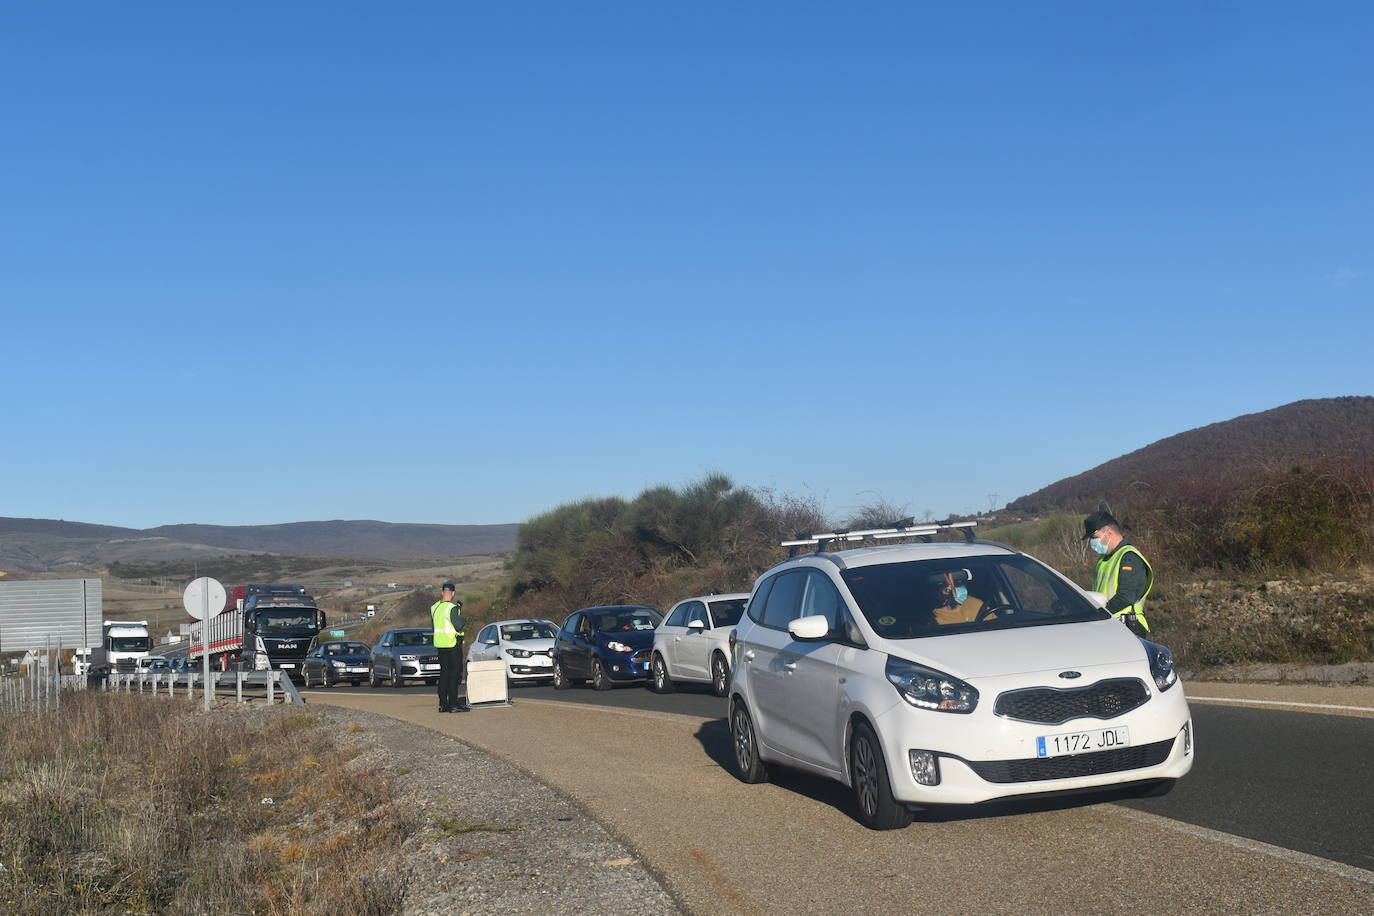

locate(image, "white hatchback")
[[467, 619, 559, 684], [651, 593, 749, 697], [728, 534, 1194, 829]]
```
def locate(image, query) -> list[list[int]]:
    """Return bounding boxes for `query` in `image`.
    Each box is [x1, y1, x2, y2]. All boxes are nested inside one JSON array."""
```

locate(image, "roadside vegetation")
[[497, 472, 1374, 673], [0, 693, 410, 915]]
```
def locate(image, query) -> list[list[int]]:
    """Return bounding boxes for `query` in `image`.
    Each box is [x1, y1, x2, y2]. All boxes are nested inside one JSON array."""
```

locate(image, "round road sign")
[[183, 577, 227, 620]]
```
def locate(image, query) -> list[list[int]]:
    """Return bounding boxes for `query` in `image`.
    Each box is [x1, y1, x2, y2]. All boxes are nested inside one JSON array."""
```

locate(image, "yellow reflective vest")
[[430, 601, 465, 648], [1093, 544, 1152, 632]]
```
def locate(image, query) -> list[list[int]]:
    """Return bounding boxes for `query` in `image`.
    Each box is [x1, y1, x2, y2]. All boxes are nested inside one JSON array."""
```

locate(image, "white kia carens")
[[728, 524, 1194, 829]]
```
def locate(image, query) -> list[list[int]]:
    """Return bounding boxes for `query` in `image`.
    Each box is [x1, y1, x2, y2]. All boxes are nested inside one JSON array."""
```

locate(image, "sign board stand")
[[464, 659, 512, 708]]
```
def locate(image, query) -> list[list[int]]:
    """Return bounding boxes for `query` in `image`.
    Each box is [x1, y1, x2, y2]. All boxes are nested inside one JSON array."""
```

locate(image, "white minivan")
[[728, 528, 1194, 829]]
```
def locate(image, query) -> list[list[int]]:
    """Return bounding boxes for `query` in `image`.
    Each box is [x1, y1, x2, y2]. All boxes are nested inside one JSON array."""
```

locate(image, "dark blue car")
[[552, 605, 662, 691]]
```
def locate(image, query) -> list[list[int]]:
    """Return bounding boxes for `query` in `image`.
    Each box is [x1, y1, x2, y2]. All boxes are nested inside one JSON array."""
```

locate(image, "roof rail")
[[782, 520, 978, 556]]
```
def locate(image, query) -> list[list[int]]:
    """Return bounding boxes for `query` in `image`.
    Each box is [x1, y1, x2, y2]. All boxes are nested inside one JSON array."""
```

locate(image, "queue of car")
[[291, 524, 1194, 830]]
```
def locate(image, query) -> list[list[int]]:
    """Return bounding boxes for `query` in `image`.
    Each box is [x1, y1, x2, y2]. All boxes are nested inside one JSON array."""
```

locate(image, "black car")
[[302, 640, 372, 688], [552, 605, 662, 691]]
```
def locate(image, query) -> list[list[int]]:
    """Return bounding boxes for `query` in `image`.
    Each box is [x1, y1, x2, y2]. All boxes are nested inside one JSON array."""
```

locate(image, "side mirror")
[[788, 615, 831, 641], [687, 620, 706, 631]]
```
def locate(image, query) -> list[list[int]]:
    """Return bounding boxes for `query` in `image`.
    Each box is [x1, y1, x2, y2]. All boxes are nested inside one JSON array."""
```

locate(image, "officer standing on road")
[[1083, 509, 1153, 638], [431, 582, 468, 712]]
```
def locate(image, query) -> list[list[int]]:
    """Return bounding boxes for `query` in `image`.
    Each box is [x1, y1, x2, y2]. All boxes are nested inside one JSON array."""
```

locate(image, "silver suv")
[[368, 628, 440, 688]]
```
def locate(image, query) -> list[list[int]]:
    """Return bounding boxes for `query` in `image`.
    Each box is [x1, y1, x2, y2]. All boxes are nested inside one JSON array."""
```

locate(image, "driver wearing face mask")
[[1082, 508, 1153, 637], [933, 569, 984, 625]]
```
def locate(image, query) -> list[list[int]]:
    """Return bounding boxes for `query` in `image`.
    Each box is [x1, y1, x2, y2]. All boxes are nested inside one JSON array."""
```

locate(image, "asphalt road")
[[315, 678, 1374, 874]]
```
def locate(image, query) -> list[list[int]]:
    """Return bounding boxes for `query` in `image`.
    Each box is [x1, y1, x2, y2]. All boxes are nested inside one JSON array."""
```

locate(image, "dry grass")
[[0, 694, 412, 914]]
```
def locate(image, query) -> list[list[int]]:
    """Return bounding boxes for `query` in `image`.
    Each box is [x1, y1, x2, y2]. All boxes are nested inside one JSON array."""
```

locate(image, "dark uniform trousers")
[[437, 642, 465, 710]]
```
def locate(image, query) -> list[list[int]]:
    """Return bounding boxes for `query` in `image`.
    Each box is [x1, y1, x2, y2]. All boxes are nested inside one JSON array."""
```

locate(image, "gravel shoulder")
[[316, 705, 680, 915]]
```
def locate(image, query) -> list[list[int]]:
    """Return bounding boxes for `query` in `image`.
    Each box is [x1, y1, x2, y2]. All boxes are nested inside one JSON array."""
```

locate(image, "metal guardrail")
[[1, 669, 303, 715]]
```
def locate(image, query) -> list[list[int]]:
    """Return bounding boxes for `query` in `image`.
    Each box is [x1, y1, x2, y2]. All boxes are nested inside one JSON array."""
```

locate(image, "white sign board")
[[183, 577, 227, 621]]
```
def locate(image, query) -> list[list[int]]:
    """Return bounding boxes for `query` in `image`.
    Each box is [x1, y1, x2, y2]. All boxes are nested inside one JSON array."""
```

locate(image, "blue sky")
[[3, 2, 1370, 529]]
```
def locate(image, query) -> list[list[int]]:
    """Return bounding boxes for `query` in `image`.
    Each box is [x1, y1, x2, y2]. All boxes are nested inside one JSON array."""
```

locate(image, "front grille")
[[995, 678, 1149, 725], [115, 659, 137, 672], [420, 654, 438, 665], [961, 738, 1174, 784], [533, 649, 553, 657]]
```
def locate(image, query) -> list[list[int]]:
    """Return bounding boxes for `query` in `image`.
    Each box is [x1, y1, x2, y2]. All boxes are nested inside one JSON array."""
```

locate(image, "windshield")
[[109, 636, 151, 652], [393, 630, 433, 647], [593, 608, 662, 632], [255, 610, 318, 630], [501, 622, 558, 641], [840, 554, 1105, 639], [707, 599, 747, 627], [324, 642, 369, 655]]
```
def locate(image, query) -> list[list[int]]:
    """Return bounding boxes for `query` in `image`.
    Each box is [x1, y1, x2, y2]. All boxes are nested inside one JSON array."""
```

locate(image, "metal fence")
[[1, 666, 303, 715]]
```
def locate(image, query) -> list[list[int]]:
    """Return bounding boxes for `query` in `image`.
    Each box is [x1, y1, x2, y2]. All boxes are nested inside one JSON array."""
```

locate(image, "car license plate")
[[346, 667, 368, 673], [1036, 726, 1129, 758], [422, 664, 440, 671], [531, 656, 550, 666], [280, 663, 295, 669]]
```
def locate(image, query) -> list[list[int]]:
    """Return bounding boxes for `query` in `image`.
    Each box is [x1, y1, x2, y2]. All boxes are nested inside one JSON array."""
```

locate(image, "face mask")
[[1090, 538, 1108, 555], [953, 586, 968, 604]]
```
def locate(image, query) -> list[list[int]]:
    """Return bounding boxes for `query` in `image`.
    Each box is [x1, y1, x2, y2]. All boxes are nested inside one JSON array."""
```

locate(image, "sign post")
[[183, 577, 226, 713]]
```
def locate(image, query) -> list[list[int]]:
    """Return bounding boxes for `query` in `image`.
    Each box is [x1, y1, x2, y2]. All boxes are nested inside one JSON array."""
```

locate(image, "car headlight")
[[506, 648, 532, 658], [884, 656, 978, 713], [329, 660, 346, 668], [399, 654, 418, 662], [606, 641, 632, 653], [1141, 639, 1178, 692]]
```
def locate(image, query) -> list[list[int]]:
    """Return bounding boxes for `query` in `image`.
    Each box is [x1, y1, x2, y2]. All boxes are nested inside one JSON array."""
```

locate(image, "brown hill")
[[0, 517, 517, 571], [1009, 397, 1374, 514]]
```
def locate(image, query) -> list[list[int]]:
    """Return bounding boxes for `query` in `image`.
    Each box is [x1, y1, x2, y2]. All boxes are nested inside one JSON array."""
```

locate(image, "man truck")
[[187, 584, 327, 676]]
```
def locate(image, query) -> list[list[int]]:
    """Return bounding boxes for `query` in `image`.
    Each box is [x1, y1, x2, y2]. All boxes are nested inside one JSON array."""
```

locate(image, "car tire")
[[1136, 778, 1176, 798], [552, 659, 571, 690], [590, 658, 612, 691], [391, 668, 404, 688], [849, 721, 913, 831], [650, 654, 675, 694], [368, 667, 380, 689], [322, 667, 332, 688], [730, 702, 771, 784], [710, 652, 730, 698], [302, 668, 312, 688]]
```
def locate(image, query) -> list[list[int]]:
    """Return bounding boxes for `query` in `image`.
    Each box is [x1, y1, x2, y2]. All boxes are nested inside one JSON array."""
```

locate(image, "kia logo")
[[1058, 671, 1082, 679]]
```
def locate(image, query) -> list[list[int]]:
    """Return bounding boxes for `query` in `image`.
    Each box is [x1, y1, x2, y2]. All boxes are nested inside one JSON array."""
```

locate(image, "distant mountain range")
[[1009, 396, 1374, 513], [0, 518, 518, 572]]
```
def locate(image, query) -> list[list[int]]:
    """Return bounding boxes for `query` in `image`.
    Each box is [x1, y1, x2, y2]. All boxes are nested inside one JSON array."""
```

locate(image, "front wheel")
[[390, 666, 404, 688], [710, 653, 730, 698], [650, 654, 675, 694], [322, 667, 333, 688], [368, 667, 380, 688], [590, 658, 612, 691], [730, 702, 771, 784], [850, 722, 912, 830], [302, 668, 313, 688], [552, 659, 571, 690]]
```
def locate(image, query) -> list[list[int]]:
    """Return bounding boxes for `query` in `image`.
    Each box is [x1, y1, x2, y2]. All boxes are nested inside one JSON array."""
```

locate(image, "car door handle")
[[783, 661, 797, 672]]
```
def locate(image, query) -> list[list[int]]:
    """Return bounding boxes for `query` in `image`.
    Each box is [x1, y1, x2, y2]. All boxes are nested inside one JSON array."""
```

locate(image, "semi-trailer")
[[187, 584, 327, 675]]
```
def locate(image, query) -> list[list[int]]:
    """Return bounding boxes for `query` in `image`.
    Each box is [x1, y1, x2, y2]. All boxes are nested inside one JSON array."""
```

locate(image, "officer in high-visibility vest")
[[1083, 509, 1152, 637], [431, 581, 468, 712]]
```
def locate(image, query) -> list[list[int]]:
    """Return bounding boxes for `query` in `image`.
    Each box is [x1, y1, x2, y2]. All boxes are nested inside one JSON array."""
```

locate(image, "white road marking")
[[1105, 806, 1374, 885], [1187, 695, 1374, 713]]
